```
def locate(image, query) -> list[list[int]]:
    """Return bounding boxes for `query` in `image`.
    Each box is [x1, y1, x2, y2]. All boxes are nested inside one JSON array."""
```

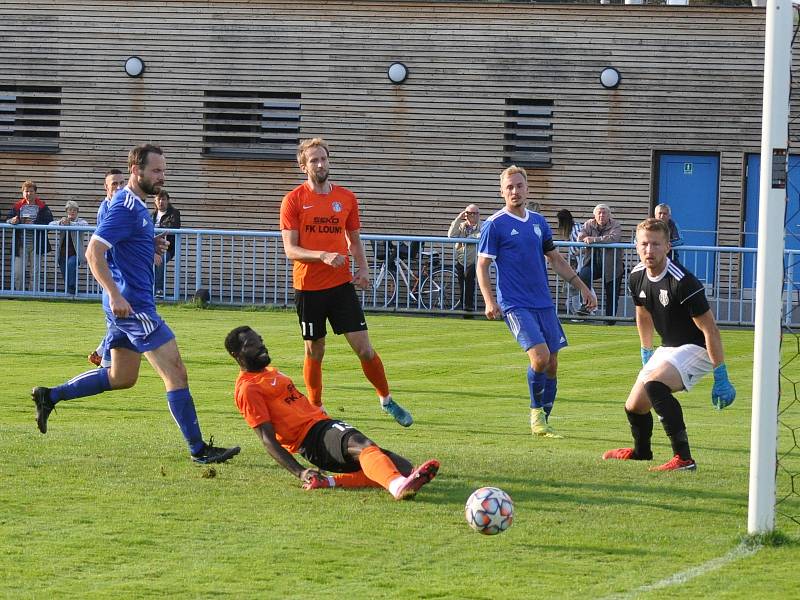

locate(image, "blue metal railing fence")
[[1, 223, 797, 326]]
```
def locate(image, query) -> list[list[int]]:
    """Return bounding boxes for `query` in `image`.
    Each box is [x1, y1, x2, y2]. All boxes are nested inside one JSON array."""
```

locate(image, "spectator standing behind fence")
[[49, 201, 88, 294], [577, 203, 624, 324], [556, 209, 584, 315], [447, 204, 482, 312], [5, 180, 53, 291], [152, 189, 181, 299], [279, 137, 413, 427], [654, 203, 683, 262]]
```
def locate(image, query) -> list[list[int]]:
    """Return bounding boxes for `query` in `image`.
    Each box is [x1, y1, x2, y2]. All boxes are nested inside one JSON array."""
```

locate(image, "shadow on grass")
[[422, 470, 747, 519], [328, 386, 644, 409], [741, 530, 799, 547]]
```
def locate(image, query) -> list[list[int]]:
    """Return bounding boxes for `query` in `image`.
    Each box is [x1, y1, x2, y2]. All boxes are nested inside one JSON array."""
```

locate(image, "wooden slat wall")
[[0, 1, 787, 247]]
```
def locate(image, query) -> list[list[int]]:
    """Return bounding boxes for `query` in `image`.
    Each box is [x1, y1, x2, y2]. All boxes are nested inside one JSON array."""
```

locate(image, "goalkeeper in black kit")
[[603, 218, 736, 471]]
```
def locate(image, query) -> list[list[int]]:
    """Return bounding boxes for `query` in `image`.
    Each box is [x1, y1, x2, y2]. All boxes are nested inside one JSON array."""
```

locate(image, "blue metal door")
[[744, 154, 800, 288], [657, 153, 720, 284]]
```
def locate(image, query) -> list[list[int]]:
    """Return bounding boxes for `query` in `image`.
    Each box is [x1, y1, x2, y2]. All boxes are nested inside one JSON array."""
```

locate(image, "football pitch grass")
[[1, 299, 798, 599]]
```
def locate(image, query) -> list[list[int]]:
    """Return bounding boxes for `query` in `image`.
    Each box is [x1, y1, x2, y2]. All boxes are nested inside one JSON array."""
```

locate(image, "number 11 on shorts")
[[301, 321, 314, 337]]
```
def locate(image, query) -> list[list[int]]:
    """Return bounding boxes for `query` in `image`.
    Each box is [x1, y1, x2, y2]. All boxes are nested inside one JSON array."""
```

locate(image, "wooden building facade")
[[0, 1, 793, 246]]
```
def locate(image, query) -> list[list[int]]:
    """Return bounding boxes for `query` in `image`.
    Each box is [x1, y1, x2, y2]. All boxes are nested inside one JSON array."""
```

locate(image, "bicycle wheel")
[[419, 269, 459, 310], [372, 268, 397, 307]]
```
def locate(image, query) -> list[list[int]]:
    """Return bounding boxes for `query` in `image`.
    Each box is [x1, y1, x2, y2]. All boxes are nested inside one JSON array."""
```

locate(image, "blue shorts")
[[105, 310, 176, 354], [504, 307, 568, 353]]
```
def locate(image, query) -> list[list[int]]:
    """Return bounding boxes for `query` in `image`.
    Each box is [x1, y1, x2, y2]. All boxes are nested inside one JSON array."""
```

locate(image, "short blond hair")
[[21, 180, 37, 193], [65, 201, 79, 212], [500, 165, 528, 185], [297, 137, 329, 166], [636, 217, 670, 241]]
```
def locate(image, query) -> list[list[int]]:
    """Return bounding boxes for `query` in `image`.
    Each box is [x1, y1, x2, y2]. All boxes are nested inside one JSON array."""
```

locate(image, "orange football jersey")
[[234, 367, 328, 454], [279, 182, 361, 291]]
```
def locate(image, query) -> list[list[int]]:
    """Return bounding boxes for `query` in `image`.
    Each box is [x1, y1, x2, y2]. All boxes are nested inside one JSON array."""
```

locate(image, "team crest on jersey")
[[331, 201, 342, 213], [659, 289, 670, 307], [533, 224, 542, 238]]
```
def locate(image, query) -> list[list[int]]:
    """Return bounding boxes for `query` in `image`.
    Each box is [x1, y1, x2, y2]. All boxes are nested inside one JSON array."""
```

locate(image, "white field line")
[[600, 541, 761, 600]]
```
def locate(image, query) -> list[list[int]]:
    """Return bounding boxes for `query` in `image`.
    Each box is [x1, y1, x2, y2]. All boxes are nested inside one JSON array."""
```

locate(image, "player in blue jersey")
[[87, 169, 126, 368], [32, 144, 240, 465], [477, 166, 596, 437]]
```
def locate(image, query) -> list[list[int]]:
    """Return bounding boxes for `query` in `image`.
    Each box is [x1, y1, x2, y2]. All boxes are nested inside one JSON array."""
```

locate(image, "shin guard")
[[644, 380, 691, 459], [527, 367, 546, 409], [625, 409, 653, 460]]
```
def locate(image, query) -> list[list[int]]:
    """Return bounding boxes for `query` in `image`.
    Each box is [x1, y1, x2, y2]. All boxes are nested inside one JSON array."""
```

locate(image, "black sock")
[[625, 409, 653, 460], [667, 430, 692, 461], [645, 380, 692, 460]]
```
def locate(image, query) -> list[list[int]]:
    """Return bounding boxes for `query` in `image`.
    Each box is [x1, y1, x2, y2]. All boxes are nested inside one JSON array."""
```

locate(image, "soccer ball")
[[465, 487, 514, 535]]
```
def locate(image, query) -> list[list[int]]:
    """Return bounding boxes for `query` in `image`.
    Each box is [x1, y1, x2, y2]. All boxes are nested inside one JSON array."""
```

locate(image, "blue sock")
[[166, 388, 205, 455], [527, 367, 546, 409], [51, 368, 111, 403], [543, 377, 557, 418]]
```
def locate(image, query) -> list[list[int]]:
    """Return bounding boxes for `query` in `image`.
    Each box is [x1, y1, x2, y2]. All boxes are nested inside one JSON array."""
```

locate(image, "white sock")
[[380, 394, 392, 407], [387, 475, 406, 498]]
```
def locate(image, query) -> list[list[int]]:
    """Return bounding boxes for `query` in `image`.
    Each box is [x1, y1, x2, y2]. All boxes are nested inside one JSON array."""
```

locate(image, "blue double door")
[[743, 154, 800, 288], [656, 153, 720, 283], [658, 152, 800, 289]]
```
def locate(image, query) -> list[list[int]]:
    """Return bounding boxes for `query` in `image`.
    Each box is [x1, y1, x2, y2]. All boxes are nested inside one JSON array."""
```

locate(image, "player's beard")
[[505, 197, 525, 212], [645, 255, 667, 274], [138, 175, 163, 196], [244, 349, 271, 371], [309, 168, 329, 186]]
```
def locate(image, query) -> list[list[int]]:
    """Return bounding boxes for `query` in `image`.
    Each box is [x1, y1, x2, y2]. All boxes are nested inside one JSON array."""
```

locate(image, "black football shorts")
[[299, 419, 362, 473], [295, 282, 368, 341]]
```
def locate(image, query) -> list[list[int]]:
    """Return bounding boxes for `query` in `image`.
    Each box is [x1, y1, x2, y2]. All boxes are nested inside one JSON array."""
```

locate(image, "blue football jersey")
[[478, 209, 554, 311], [91, 187, 155, 313], [96, 197, 114, 268], [96, 197, 110, 225]]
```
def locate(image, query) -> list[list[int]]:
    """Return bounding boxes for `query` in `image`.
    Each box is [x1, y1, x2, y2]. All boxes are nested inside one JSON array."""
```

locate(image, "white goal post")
[[748, 0, 792, 534]]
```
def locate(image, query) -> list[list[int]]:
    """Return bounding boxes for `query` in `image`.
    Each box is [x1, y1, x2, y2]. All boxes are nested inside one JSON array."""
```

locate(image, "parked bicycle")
[[367, 240, 459, 311]]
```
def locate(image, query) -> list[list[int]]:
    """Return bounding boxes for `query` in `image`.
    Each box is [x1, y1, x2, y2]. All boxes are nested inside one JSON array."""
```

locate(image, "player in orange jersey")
[[279, 137, 412, 427], [225, 326, 439, 499]]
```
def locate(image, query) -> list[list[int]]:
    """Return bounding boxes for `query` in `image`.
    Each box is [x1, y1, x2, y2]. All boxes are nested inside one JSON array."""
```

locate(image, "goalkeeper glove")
[[711, 364, 736, 409], [641, 347, 654, 366]]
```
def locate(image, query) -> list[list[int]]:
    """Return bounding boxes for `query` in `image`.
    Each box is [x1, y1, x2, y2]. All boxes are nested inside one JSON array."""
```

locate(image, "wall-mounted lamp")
[[600, 66, 621, 89], [124, 56, 146, 78], [387, 62, 408, 84]]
